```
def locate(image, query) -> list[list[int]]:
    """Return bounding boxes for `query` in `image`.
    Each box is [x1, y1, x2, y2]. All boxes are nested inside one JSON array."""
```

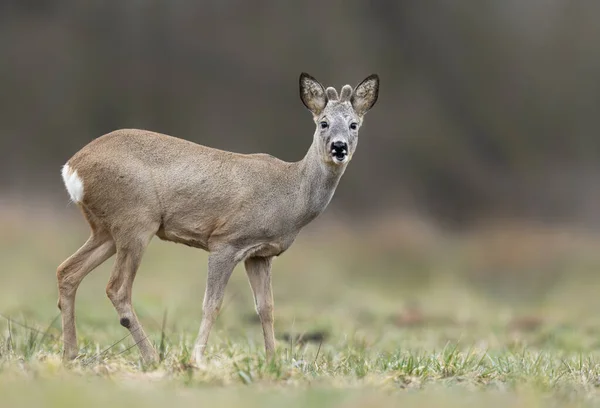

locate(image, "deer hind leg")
[[105, 226, 159, 365], [57, 228, 116, 361], [191, 248, 237, 365], [244, 257, 276, 358]]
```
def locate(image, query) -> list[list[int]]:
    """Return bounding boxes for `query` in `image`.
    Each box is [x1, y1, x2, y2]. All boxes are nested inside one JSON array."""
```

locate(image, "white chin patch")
[[331, 155, 348, 164], [61, 163, 84, 203]]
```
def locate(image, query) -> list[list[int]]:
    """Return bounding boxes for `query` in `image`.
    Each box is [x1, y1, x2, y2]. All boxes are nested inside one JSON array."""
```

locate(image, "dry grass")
[[2, 207, 600, 406]]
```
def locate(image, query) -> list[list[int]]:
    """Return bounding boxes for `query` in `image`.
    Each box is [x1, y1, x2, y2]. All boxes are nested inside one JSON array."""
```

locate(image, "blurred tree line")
[[2, 0, 600, 228]]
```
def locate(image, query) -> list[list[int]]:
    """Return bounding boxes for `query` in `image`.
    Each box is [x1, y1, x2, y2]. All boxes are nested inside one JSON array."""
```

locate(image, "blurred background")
[[3, 0, 600, 227], [2, 1, 600, 328]]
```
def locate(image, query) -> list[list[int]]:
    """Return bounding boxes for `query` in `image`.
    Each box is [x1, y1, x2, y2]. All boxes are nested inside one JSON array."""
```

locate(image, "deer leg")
[[57, 231, 116, 361], [191, 249, 237, 365], [244, 257, 276, 358], [106, 233, 158, 364]]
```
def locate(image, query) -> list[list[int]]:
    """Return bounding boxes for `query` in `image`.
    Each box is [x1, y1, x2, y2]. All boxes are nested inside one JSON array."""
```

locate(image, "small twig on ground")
[[39, 313, 61, 346], [82, 329, 139, 367], [313, 338, 323, 367], [159, 309, 168, 362], [0, 313, 58, 341]]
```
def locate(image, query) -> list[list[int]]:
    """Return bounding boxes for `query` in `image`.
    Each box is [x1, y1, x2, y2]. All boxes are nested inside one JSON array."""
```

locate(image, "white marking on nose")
[[61, 163, 84, 203]]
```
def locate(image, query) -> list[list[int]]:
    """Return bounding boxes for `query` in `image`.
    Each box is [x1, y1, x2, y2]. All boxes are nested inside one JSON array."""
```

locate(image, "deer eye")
[[320, 121, 329, 129], [350, 123, 358, 130]]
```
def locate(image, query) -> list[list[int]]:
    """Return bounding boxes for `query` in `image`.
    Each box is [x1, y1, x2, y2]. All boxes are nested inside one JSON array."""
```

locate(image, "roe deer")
[[57, 73, 379, 365]]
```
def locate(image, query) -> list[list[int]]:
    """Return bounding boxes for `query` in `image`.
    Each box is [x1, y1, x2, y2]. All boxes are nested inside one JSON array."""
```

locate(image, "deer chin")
[[330, 153, 348, 165]]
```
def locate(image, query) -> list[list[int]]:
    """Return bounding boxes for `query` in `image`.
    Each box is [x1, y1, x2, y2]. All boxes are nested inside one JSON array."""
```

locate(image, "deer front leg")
[[244, 256, 276, 359], [191, 249, 237, 365]]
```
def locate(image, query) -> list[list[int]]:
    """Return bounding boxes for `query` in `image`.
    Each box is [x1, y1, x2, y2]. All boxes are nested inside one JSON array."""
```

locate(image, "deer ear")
[[351, 74, 379, 116], [299, 73, 327, 116]]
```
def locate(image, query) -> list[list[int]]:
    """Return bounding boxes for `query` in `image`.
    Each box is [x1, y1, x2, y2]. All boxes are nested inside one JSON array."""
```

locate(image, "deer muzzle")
[[330, 141, 348, 163]]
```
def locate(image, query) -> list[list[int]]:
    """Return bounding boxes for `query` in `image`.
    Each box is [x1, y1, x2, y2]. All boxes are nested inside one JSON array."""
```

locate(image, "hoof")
[[62, 351, 78, 363], [189, 347, 207, 369], [187, 358, 207, 371]]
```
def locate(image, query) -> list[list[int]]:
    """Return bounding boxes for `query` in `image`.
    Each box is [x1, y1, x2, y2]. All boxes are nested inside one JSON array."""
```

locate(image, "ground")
[[2, 208, 600, 407]]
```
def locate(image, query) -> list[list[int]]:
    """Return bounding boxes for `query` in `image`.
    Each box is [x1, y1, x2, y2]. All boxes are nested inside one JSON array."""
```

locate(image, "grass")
[[3, 207, 600, 406]]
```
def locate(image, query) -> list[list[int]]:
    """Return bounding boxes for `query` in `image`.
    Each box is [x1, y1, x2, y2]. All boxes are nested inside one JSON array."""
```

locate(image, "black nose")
[[331, 141, 348, 153]]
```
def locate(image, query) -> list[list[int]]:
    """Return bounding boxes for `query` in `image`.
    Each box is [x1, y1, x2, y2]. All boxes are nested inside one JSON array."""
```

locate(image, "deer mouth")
[[331, 152, 348, 164]]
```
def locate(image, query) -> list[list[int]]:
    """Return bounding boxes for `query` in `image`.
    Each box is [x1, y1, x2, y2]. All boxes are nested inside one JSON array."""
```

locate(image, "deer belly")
[[156, 222, 210, 250], [239, 234, 298, 259]]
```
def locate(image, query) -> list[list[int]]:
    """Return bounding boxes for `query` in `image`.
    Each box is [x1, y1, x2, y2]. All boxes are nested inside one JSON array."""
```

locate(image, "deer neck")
[[293, 136, 346, 224]]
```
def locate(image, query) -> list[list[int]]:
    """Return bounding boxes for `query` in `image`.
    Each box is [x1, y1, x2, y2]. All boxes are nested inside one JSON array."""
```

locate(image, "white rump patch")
[[61, 163, 84, 203]]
